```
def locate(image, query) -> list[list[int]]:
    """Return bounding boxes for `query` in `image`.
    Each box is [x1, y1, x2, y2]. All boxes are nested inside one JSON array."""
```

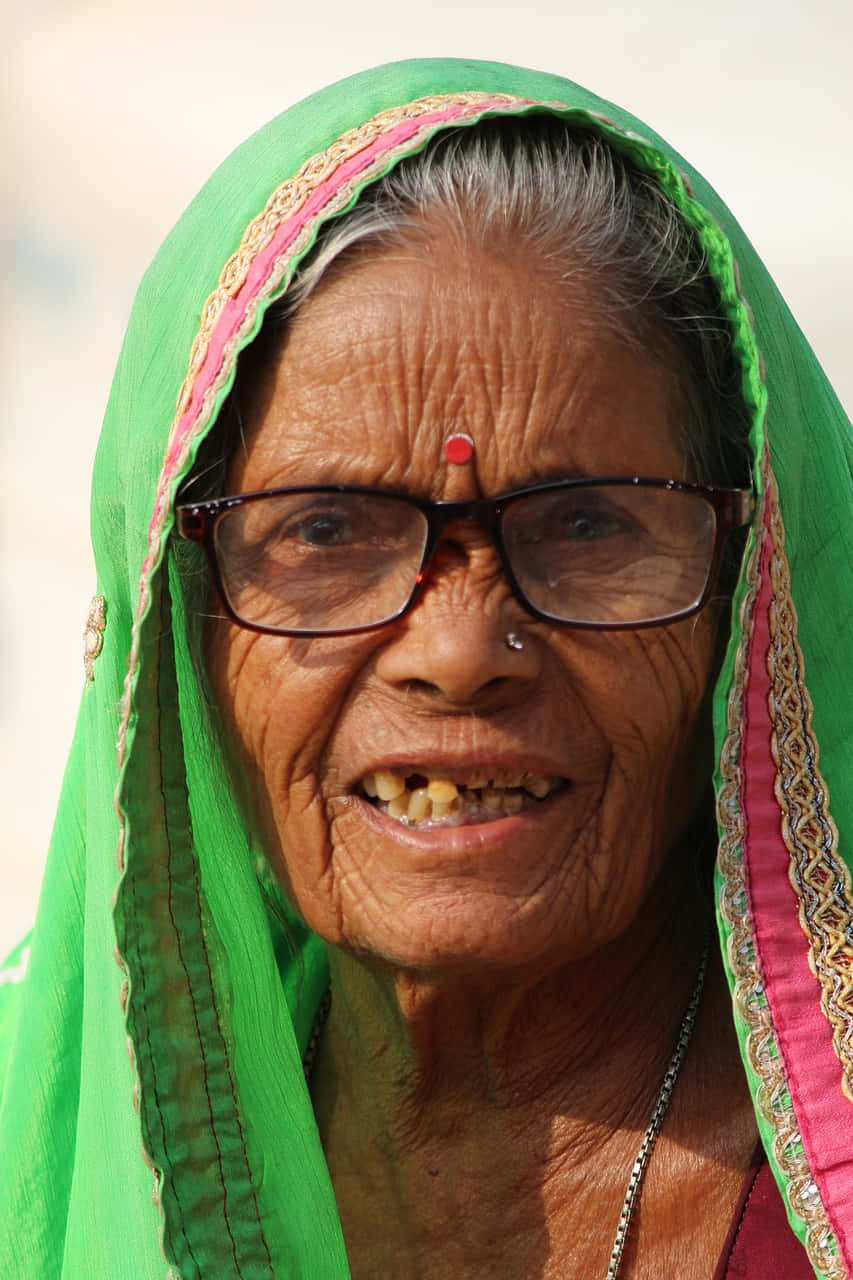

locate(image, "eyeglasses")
[[176, 478, 754, 636]]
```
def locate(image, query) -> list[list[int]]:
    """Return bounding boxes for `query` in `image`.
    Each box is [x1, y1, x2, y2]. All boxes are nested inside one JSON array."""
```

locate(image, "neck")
[[319, 850, 705, 1101], [309, 865, 755, 1278]]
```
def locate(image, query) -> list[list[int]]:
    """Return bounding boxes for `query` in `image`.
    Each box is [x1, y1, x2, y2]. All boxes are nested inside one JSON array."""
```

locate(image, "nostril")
[[401, 674, 511, 701]]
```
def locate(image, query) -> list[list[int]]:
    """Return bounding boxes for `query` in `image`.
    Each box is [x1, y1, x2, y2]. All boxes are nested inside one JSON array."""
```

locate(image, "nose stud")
[[505, 632, 524, 651], [443, 433, 475, 465]]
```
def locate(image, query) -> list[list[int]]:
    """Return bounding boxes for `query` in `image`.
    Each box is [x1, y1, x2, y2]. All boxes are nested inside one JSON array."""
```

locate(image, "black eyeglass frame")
[[176, 477, 755, 636]]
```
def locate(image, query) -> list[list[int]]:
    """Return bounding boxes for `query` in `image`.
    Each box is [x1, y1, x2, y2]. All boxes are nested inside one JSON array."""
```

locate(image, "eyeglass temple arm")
[[728, 489, 756, 528], [176, 507, 207, 541]]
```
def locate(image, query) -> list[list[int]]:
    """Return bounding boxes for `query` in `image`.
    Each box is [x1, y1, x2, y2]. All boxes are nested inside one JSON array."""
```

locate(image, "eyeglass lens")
[[502, 485, 715, 625], [212, 486, 717, 633], [215, 491, 429, 632]]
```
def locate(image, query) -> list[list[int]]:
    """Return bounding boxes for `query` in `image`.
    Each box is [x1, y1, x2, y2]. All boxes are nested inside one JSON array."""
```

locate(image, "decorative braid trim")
[[111, 85, 853, 1276], [172, 92, 531, 427], [765, 479, 853, 1103], [110, 88, 541, 1271], [718, 474, 844, 1279], [114, 90, 536, 789]]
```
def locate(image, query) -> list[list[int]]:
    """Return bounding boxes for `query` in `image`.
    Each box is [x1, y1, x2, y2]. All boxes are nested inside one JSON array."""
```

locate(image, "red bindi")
[[443, 433, 475, 465]]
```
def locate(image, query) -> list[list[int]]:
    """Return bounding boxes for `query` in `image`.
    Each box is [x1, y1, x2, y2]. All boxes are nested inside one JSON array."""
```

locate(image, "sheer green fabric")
[[0, 59, 851, 1278]]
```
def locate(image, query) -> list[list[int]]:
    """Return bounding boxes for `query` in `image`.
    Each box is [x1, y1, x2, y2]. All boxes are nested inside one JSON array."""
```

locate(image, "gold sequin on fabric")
[[117, 89, 853, 1273], [112, 89, 549, 1248], [717, 479, 845, 1279], [83, 594, 106, 684]]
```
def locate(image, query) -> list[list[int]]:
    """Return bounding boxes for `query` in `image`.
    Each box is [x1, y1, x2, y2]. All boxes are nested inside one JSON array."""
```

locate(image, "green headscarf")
[[1, 59, 851, 1279]]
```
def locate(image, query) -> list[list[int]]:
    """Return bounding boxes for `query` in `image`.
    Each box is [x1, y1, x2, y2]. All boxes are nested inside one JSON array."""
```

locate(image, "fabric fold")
[[1, 58, 851, 1279]]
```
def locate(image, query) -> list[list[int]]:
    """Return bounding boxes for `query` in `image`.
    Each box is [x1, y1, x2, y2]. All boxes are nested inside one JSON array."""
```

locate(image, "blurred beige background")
[[2, 0, 851, 957]]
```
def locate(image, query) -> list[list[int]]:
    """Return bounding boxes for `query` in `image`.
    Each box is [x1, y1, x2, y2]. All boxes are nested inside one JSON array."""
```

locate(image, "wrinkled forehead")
[[157, 91, 761, 533], [223, 238, 692, 499]]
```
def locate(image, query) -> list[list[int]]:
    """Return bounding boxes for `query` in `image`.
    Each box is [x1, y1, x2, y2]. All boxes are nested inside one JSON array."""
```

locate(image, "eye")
[[288, 509, 355, 547], [556, 506, 626, 541], [537, 493, 637, 546], [240, 494, 420, 563]]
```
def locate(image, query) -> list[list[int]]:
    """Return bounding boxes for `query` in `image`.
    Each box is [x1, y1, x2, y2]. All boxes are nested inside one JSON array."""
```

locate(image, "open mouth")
[[359, 768, 567, 828]]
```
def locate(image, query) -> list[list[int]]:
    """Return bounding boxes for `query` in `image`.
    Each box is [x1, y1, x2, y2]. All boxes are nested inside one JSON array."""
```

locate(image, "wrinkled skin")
[[207, 225, 718, 976], [207, 225, 756, 1279]]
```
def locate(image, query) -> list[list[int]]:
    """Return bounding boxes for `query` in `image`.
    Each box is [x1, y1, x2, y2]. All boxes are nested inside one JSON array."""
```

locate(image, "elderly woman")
[[1, 59, 851, 1279]]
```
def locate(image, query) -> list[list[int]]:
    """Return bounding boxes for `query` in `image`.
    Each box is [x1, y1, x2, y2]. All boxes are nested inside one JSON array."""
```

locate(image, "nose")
[[374, 537, 542, 704]]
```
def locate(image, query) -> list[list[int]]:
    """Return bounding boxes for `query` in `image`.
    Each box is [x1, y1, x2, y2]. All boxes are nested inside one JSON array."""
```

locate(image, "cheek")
[[545, 621, 717, 944], [568, 618, 716, 813], [205, 626, 350, 873]]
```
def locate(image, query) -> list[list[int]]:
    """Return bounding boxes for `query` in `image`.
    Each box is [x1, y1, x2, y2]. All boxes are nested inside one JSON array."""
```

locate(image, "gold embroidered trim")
[[765, 477, 853, 1100], [171, 91, 528, 428], [112, 88, 543, 1253], [112, 86, 853, 1275], [717, 482, 843, 1277], [116, 90, 534, 781], [83, 594, 106, 684]]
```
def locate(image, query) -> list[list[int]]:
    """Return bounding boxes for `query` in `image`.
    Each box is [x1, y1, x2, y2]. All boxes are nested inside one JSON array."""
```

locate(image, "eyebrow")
[[496, 463, 606, 490]]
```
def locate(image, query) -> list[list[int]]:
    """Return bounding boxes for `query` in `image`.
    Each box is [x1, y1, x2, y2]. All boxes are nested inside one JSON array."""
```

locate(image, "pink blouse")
[[716, 1148, 815, 1278]]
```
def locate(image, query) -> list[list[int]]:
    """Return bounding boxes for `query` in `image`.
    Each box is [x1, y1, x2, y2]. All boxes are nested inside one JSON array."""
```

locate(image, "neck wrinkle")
[[313, 859, 710, 1153]]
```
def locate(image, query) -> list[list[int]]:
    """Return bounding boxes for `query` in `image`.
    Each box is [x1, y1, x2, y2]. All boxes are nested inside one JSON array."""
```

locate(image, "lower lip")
[[346, 787, 571, 853]]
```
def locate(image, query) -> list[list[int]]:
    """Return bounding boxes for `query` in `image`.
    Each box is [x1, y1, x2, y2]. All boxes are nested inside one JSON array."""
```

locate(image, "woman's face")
[[207, 226, 719, 973]]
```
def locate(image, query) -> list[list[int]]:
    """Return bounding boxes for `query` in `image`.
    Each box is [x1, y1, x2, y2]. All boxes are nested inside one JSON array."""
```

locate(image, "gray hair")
[[190, 116, 751, 498], [178, 118, 748, 864]]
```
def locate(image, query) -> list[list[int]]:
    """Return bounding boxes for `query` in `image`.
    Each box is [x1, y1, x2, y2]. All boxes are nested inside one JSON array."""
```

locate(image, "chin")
[[316, 886, 627, 978]]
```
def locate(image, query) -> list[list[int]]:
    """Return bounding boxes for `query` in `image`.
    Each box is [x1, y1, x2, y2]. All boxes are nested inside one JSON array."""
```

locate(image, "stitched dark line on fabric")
[[158, 590, 244, 1278], [129, 718, 198, 1270], [150, 625, 204, 1277], [194, 883, 275, 1278]]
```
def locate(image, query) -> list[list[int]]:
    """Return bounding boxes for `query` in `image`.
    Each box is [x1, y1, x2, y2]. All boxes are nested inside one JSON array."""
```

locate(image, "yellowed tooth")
[[427, 778, 459, 805], [492, 769, 524, 789], [431, 800, 453, 818], [374, 769, 405, 801], [524, 774, 552, 798], [503, 791, 524, 814], [362, 773, 378, 798], [387, 793, 410, 819], [466, 771, 490, 790], [483, 789, 503, 811], [407, 787, 430, 823]]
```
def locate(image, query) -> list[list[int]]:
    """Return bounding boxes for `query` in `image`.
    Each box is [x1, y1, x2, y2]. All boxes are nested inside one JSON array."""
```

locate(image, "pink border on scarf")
[[130, 95, 539, 609], [160, 98, 534, 482], [742, 497, 853, 1266], [131, 95, 538, 600]]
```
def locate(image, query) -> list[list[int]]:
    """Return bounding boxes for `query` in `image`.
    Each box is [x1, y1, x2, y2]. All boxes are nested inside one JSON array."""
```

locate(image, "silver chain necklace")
[[302, 943, 708, 1280], [605, 941, 709, 1279]]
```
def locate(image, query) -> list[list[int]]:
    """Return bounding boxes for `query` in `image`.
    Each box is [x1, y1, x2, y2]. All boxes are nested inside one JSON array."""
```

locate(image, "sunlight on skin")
[[204, 226, 756, 1279], [208, 229, 718, 974]]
